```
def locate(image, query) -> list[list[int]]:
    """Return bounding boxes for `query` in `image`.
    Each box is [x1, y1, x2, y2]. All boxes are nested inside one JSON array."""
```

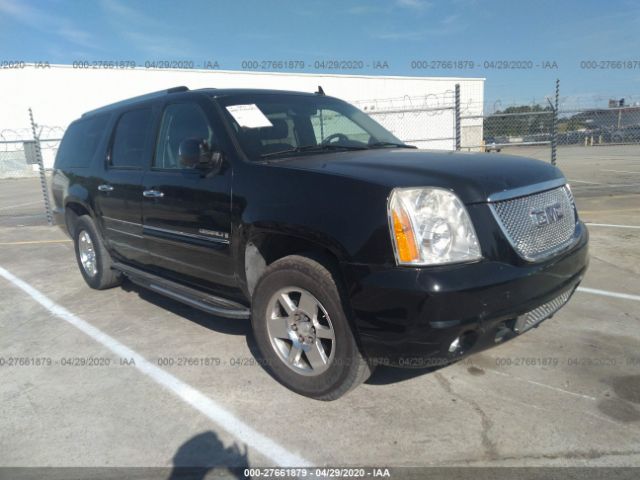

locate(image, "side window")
[[55, 115, 109, 168], [154, 103, 215, 169], [110, 108, 153, 169]]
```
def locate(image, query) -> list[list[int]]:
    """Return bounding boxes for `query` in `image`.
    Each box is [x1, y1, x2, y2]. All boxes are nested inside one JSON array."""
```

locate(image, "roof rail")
[[82, 86, 189, 117]]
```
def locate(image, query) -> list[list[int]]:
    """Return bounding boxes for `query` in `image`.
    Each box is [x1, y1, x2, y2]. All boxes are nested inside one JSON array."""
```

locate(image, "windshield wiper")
[[260, 144, 369, 159], [369, 141, 416, 149]]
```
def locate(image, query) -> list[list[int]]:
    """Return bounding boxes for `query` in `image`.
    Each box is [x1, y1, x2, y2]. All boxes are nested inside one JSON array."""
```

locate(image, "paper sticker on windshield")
[[225, 104, 273, 128]]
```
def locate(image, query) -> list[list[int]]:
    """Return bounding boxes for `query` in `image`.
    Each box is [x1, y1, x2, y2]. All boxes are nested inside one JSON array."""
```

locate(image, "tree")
[[484, 104, 553, 138]]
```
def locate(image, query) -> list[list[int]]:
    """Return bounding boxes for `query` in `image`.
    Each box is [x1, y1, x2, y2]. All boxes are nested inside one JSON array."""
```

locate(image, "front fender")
[[235, 162, 395, 265]]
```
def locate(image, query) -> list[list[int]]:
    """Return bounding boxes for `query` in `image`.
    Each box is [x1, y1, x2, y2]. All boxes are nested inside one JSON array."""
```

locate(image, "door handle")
[[98, 184, 114, 192], [143, 189, 164, 198]]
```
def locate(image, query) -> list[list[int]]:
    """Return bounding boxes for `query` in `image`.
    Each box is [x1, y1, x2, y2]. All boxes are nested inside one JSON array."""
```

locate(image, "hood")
[[271, 149, 565, 204]]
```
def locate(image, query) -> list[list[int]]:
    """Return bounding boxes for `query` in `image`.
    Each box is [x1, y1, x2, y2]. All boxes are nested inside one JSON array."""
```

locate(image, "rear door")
[[141, 98, 235, 291], [94, 107, 155, 265]]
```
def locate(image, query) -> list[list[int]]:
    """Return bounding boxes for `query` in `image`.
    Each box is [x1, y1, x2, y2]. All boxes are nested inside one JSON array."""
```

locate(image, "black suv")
[[52, 86, 589, 400]]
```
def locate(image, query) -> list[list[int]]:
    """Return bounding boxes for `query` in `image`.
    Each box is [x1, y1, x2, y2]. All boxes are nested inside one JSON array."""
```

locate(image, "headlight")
[[388, 187, 481, 266]]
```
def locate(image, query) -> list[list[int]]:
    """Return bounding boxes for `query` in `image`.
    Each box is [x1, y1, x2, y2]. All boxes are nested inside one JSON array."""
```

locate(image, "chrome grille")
[[514, 289, 573, 333], [490, 185, 577, 261]]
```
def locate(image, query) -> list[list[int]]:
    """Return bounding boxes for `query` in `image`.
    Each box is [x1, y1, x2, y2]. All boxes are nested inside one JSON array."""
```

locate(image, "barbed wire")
[[353, 90, 459, 119], [0, 92, 638, 155], [0, 126, 63, 151]]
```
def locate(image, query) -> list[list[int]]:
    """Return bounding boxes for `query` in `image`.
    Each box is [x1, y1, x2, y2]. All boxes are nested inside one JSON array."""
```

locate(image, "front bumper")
[[342, 222, 589, 367]]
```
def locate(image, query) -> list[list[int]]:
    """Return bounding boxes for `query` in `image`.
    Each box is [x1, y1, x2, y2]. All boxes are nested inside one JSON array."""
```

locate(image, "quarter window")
[[56, 114, 109, 168], [110, 109, 153, 168]]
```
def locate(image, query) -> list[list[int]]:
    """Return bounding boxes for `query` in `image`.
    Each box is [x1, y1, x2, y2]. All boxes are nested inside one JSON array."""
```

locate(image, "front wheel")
[[251, 255, 373, 400]]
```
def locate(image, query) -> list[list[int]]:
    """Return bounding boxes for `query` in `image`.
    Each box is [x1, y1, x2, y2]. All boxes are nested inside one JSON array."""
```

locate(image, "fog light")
[[448, 331, 478, 355]]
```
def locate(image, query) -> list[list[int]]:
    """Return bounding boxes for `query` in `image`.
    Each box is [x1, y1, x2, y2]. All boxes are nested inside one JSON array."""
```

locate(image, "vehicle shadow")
[[168, 430, 249, 480], [247, 331, 448, 389], [121, 279, 251, 337], [121, 279, 448, 390], [120, 279, 277, 386], [365, 364, 443, 385]]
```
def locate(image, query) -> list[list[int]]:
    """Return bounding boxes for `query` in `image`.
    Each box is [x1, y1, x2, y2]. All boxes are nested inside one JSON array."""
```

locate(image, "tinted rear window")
[[110, 108, 153, 168], [55, 115, 109, 168]]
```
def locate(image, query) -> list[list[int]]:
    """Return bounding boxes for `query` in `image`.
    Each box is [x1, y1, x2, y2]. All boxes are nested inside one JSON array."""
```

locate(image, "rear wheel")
[[251, 255, 373, 400], [73, 215, 121, 290]]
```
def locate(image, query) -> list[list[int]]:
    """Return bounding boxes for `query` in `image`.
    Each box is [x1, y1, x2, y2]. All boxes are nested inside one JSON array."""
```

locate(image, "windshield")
[[215, 93, 409, 160]]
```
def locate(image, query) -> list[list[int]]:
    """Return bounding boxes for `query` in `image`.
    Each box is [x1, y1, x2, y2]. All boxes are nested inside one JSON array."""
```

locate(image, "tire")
[[73, 215, 122, 290], [251, 254, 374, 400]]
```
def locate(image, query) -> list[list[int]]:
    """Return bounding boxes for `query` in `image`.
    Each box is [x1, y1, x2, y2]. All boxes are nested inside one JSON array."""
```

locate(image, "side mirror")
[[178, 138, 209, 168], [178, 138, 224, 174]]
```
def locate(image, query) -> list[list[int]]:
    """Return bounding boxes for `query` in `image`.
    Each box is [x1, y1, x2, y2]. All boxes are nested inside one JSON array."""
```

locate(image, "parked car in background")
[[611, 125, 640, 143], [483, 136, 502, 152]]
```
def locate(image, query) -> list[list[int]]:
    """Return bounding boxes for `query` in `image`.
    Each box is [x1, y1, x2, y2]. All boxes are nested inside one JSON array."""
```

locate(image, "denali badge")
[[530, 202, 564, 227], [198, 228, 229, 239]]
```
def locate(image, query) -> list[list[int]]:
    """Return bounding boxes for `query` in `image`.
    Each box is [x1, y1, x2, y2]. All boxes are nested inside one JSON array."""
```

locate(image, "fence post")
[[551, 78, 559, 165], [28, 108, 53, 226], [454, 83, 461, 151]]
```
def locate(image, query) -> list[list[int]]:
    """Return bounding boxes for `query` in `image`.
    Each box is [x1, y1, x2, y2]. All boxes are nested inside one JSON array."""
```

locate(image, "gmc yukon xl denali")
[[52, 86, 589, 400]]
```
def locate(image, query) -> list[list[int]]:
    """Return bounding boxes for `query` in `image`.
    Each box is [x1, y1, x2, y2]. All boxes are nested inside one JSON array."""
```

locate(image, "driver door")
[[141, 99, 235, 291]]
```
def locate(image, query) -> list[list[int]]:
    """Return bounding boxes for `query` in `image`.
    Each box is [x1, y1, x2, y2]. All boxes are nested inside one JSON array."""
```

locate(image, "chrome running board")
[[112, 262, 250, 319]]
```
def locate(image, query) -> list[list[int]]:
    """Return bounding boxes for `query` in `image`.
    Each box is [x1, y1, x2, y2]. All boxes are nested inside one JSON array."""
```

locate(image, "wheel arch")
[[64, 198, 96, 237], [242, 228, 347, 300]]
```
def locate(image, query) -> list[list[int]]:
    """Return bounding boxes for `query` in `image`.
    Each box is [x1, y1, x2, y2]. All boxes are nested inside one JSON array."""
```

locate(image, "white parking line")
[[602, 169, 640, 174], [0, 201, 42, 211], [568, 179, 600, 185], [0, 265, 311, 468], [484, 368, 597, 401], [577, 287, 640, 302], [586, 223, 640, 230], [571, 182, 640, 188]]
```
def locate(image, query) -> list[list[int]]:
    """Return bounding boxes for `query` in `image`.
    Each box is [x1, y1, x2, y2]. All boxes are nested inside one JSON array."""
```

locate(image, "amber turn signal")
[[392, 208, 419, 263]]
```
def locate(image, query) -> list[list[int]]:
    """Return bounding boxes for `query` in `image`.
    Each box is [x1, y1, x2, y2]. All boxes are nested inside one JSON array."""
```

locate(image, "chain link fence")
[[0, 126, 62, 178], [0, 143, 33, 178], [353, 84, 484, 151], [557, 104, 640, 146], [495, 106, 640, 149], [474, 82, 640, 158], [477, 108, 555, 148], [353, 90, 457, 150], [354, 80, 640, 165], [0, 117, 62, 225], [1, 87, 639, 225]]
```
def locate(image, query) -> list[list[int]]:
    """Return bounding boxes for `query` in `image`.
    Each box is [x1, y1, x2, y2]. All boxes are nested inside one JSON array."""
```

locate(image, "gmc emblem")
[[530, 202, 564, 227]]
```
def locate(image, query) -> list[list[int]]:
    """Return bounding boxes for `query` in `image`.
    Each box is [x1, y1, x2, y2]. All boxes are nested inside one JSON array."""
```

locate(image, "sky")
[[1, 0, 639, 108]]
